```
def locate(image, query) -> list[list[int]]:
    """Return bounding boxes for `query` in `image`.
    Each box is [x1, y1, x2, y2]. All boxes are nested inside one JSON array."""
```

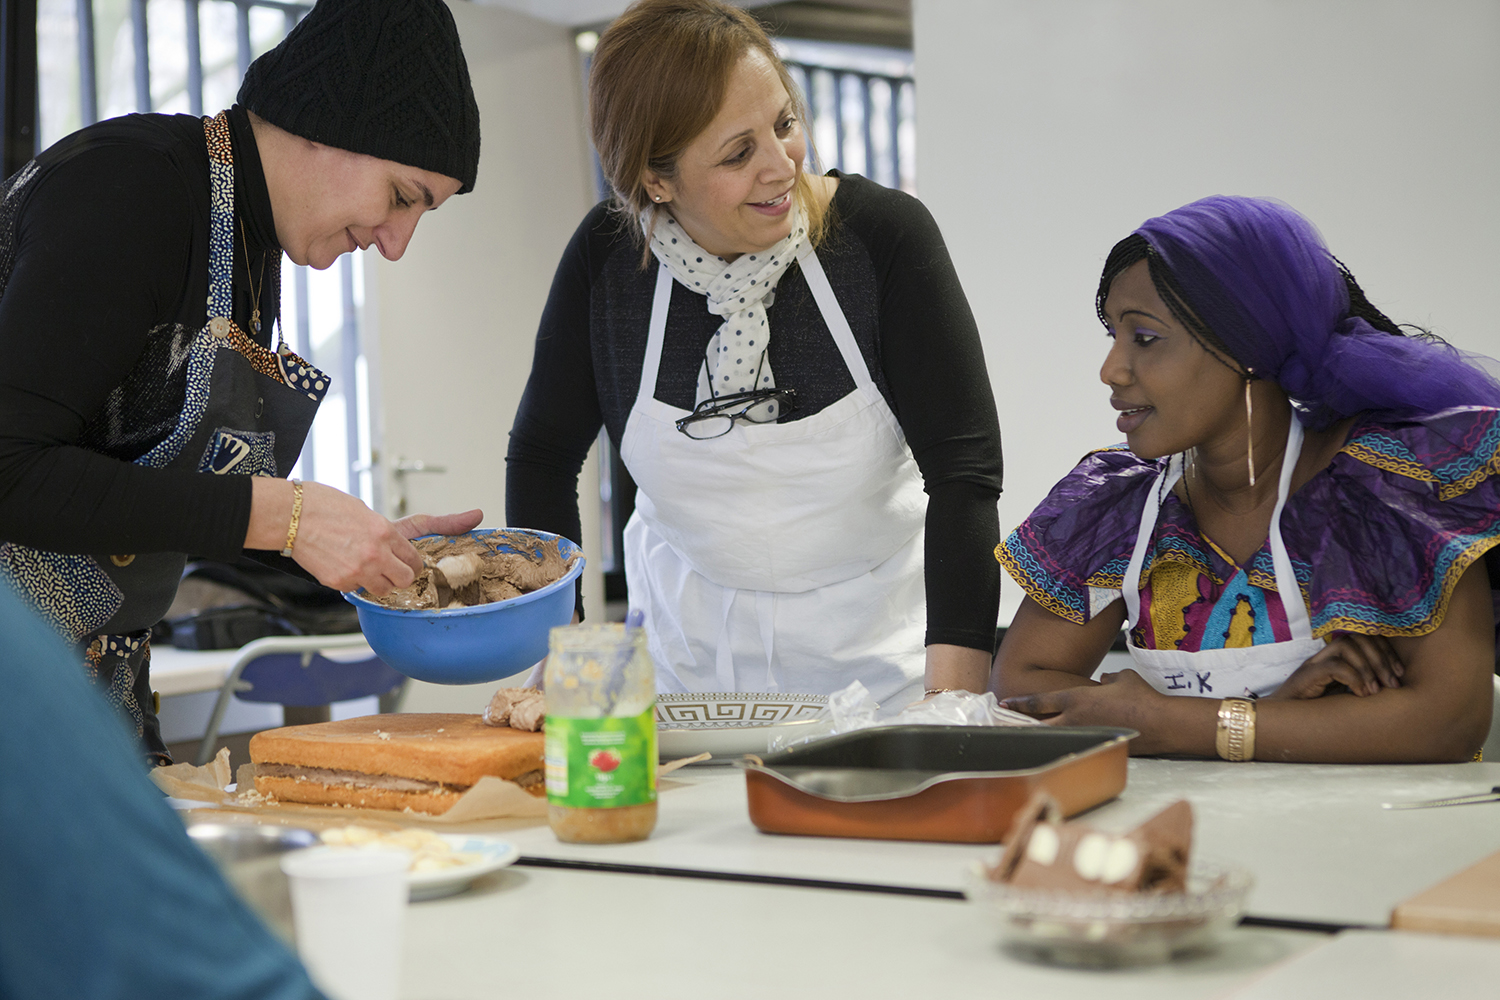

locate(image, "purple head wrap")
[[1130, 196, 1500, 429]]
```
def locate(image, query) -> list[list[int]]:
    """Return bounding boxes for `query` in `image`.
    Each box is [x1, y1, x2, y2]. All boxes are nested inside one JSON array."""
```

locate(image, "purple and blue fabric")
[[997, 408, 1500, 653], [1133, 197, 1500, 429]]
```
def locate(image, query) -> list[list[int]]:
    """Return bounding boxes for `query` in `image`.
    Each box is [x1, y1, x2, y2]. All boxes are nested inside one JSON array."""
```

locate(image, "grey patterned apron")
[[0, 113, 329, 764]]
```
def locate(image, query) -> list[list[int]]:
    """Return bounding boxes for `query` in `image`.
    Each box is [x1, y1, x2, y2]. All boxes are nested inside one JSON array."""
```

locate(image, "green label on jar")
[[544, 707, 658, 808]]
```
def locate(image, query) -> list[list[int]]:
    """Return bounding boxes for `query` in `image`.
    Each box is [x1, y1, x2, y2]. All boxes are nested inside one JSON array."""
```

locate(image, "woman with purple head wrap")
[[992, 196, 1500, 764]]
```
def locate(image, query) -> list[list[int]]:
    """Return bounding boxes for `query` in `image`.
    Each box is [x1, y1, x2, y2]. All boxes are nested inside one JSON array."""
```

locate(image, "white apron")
[[1122, 418, 1324, 699], [620, 247, 928, 708]]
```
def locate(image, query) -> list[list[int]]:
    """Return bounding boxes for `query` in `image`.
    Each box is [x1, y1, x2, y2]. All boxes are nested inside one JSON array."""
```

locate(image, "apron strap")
[[1122, 452, 1184, 629], [796, 247, 877, 394], [1121, 420, 1312, 641], [755, 589, 778, 691], [635, 262, 674, 413], [203, 113, 235, 322], [707, 590, 782, 691], [1268, 418, 1312, 640]]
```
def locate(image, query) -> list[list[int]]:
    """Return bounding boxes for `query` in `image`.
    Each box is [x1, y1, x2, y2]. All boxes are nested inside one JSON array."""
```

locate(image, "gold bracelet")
[[924, 687, 962, 697], [281, 479, 304, 557], [1215, 697, 1257, 761]]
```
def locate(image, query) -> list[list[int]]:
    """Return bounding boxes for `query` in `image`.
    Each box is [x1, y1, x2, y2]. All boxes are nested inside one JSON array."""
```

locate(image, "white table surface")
[[1111, 760, 1500, 927], [150, 645, 241, 697], [398, 863, 1322, 1000], [183, 743, 1500, 994], [484, 758, 1500, 928], [1222, 929, 1500, 999]]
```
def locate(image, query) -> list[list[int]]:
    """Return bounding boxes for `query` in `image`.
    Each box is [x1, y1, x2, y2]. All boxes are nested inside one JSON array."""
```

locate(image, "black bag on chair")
[[155, 557, 362, 650]]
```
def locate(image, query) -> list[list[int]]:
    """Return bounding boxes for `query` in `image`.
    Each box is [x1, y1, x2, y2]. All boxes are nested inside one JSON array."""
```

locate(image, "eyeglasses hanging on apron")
[[1121, 418, 1325, 700], [0, 113, 328, 763]]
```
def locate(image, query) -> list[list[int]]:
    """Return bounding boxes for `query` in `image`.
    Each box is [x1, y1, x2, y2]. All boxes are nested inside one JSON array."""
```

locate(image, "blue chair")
[[193, 634, 406, 766]]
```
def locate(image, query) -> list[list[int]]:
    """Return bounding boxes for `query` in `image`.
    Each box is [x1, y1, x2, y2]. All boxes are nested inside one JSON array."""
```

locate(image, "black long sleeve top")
[[506, 173, 1004, 652], [0, 107, 280, 561]]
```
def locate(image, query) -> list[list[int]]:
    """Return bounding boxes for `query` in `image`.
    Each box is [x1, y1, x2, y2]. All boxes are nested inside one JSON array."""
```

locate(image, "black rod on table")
[[515, 856, 966, 900], [515, 856, 1365, 934], [1237, 914, 1376, 934]]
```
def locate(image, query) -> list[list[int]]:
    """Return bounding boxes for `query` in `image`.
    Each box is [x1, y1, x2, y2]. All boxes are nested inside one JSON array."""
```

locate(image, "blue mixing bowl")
[[345, 529, 584, 684]]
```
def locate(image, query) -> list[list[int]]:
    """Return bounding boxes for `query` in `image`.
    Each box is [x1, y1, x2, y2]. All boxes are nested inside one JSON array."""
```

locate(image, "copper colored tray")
[[743, 725, 1135, 844]]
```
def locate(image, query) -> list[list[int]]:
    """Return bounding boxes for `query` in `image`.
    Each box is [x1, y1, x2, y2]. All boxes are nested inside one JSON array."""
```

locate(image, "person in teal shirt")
[[0, 581, 324, 1000]]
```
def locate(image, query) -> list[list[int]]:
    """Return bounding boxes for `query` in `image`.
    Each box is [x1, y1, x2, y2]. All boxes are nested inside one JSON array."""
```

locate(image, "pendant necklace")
[[239, 217, 265, 337]]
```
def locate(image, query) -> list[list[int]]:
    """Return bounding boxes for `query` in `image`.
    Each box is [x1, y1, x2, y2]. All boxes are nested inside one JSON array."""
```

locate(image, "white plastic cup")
[[279, 848, 410, 1000]]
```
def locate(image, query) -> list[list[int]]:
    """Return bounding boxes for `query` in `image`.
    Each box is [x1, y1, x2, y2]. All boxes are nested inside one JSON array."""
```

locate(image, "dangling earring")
[[1244, 377, 1256, 487]]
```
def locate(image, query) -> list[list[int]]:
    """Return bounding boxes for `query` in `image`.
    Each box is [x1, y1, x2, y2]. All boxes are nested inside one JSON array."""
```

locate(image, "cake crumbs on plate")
[[320, 825, 479, 871]]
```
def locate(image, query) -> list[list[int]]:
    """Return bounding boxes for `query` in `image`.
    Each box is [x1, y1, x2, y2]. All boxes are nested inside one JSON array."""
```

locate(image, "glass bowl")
[[963, 860, 1254, 967]]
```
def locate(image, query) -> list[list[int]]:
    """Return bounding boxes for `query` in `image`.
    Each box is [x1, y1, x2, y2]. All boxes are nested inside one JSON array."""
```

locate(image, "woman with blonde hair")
[[507, 0, 1003, 707]]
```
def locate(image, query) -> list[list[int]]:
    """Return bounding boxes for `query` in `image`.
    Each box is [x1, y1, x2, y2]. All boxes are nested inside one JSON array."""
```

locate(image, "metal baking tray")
[[742, 725, 1135, 844]]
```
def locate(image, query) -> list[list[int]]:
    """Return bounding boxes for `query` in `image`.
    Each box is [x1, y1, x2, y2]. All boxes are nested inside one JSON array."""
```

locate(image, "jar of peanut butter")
[[543, 622, 657, 843]]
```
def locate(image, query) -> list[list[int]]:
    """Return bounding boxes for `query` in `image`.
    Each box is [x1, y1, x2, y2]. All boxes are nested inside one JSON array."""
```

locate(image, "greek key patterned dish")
[[656, 693, 828, 759], [656, 692, 827, 729]]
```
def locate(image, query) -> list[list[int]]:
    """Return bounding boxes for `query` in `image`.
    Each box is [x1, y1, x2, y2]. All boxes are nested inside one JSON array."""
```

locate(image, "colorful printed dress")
[[997, 408, 1500, 655]]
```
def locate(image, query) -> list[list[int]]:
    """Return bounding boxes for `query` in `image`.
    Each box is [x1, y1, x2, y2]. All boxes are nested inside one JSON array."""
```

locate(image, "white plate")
[[407, 835, 521, 902], [178, 796, 519, 901], [658, 718, 826, 758], [655, 692, 829, 759], [286, 840, 518, 902]]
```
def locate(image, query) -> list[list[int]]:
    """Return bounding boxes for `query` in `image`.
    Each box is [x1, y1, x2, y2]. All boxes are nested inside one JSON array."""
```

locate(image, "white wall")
[[913, 0, 1500, 622], [363, 1, 599, 712]]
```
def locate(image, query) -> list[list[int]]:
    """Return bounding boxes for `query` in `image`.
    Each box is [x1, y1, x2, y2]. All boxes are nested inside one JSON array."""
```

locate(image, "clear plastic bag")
[[767, 680, 1039, 752], [900, 688, 1041, 728]]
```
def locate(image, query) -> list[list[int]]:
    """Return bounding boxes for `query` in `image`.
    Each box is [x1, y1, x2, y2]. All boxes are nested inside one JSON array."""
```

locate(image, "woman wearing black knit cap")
[[0, 0, 482, 764]]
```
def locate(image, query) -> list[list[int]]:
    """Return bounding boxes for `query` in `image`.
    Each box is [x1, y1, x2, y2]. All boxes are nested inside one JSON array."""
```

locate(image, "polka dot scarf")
[[644, 205, 807, 420]]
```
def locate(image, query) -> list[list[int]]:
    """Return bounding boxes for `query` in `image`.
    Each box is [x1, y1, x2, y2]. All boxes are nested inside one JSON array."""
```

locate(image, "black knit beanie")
[[238, 0, 480, 193]]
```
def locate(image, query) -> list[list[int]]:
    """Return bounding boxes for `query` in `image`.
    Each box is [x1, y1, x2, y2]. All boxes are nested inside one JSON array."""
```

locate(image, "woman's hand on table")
[[1263, 633, 1403, 700], [999, 669, 1186, 752], [246, 477, 482, 597]]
